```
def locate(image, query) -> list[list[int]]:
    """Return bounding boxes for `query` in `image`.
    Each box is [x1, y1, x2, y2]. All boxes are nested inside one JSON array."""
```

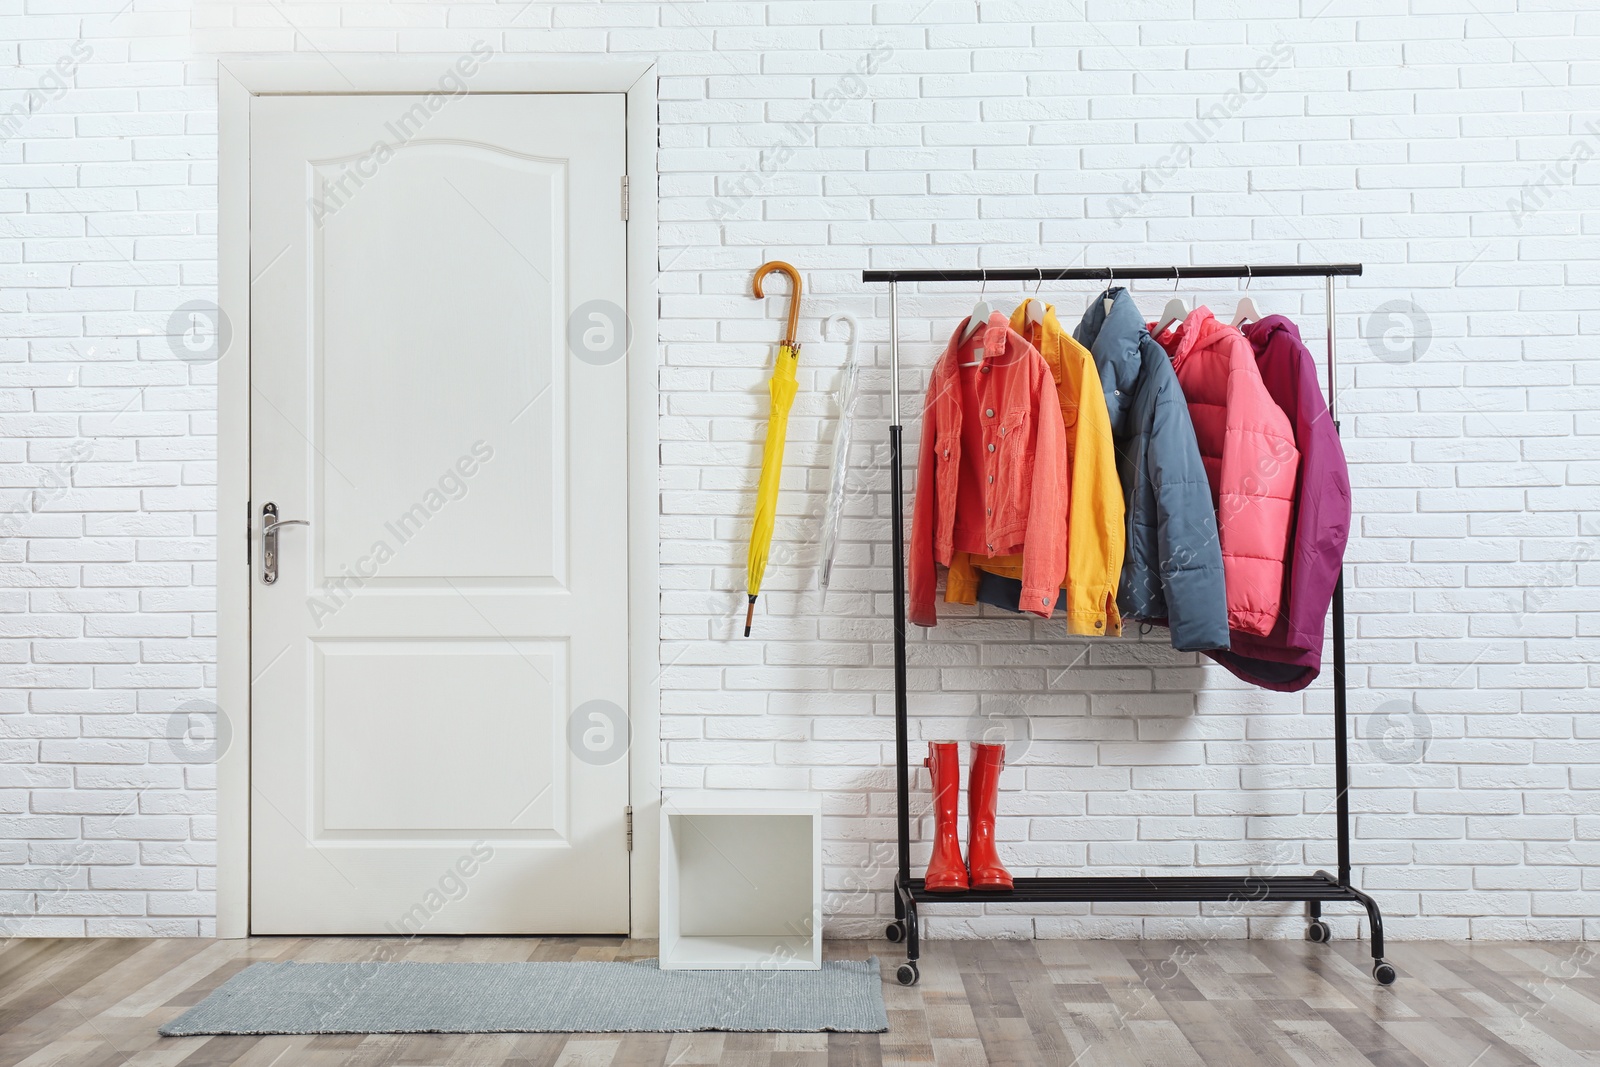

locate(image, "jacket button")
[[988, 475, 993, 484], [987, 443, 996, 453], [986, 408, 994, 418], [986, 507, 992, 515], [1042, 597, 1051, 606], [1095, 620, 1104, 629]]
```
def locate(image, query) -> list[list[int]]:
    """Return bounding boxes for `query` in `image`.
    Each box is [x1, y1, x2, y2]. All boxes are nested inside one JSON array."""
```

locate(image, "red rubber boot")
[[923, 741, 968, 892], [966, 742, 1014, 891]]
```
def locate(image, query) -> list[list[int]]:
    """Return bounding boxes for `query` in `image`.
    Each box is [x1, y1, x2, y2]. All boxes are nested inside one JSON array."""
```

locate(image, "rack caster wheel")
[[1372, 960, 1397, 985], [896, 962, 920, 986], [885, 921, 905, 943], [1306, 920, 1331, 943]]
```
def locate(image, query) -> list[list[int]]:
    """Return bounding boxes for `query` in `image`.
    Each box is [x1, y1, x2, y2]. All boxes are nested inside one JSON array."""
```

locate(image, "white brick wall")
[[2, 1, 1598, 941]]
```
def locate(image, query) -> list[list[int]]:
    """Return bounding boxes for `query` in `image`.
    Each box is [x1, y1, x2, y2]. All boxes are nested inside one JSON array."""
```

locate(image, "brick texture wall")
[[2, 1, 1597, 940]]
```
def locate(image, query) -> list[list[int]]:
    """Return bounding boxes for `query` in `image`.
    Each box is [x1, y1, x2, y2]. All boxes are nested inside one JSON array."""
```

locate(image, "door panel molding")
[[217, 57, 659, 939]]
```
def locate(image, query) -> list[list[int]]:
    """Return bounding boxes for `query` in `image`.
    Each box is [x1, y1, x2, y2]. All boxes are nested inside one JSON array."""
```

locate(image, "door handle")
[[261, 502, 309, 585]]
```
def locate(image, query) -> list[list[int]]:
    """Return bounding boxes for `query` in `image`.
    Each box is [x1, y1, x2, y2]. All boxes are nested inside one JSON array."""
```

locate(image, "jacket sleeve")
[[1285, 350, 1351, 653], [908, 391, 940, 627], [1146, 349, 1230, 652], [1064, 356, 1124, 636], [1019, 365, 1070, 618]]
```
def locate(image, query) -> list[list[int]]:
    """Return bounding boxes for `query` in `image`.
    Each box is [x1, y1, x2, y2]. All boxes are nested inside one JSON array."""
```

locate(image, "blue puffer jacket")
[[1074, 288, 1229, 652]]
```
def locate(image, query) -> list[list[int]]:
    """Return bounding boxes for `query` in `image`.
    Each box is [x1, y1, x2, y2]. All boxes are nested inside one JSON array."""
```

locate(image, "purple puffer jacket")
[[1204, 316, 1351, 691]]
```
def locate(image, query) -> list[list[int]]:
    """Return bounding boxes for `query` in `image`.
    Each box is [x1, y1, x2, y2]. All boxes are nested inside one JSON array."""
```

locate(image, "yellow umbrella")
[[745, 261, 803, 636]]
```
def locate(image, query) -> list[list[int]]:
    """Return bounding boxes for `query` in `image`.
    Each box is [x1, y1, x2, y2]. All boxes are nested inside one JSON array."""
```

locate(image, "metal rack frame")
[[862, 263, 1395, 987]]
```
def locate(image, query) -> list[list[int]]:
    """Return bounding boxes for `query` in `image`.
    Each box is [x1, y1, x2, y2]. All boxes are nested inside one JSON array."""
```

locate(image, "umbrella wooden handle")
[[754, 260, 803, 345]]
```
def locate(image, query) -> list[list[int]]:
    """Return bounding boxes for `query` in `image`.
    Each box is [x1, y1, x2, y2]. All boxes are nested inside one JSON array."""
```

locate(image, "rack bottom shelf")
[[890, 869, 1396, 987], [905, 871, 1364, 904]]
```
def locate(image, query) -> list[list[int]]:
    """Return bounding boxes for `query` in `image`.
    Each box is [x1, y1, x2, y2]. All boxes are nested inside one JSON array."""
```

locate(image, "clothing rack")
[[863, 263, 1396, 987]]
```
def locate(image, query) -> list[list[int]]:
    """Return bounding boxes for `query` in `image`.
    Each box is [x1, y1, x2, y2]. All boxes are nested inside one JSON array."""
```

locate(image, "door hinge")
[[625, 805, 633, 852], [620, 175, 629, 221]]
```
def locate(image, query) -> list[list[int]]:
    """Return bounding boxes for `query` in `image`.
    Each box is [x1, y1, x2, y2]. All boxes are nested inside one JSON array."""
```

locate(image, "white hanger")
[[1024, 268, 1046, 327], [1101, 266, 1115, 316], [1154, 267, 1188, 336], [958, 272, 991, 351], [1231, 266, 1262, 328]]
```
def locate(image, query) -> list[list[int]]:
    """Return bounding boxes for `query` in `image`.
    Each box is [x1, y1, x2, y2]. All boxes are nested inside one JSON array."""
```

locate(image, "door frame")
[[215, 57, 660, 939]]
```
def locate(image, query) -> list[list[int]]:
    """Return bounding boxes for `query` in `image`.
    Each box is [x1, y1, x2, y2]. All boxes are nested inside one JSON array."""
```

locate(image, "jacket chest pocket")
[[1059, 403, 1079, 465], [997, 409, 1032, 514]]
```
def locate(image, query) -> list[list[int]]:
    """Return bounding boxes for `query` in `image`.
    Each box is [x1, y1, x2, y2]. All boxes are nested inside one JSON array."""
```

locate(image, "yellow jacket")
[[946, 301, 1125, 636]]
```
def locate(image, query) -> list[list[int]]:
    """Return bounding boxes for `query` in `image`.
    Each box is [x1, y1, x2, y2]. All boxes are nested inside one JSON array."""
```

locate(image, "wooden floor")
[[1, 936, 1597, 1067]]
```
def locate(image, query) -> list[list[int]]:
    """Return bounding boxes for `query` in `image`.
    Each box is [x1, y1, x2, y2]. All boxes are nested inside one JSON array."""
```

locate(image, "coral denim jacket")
[[944, 301, 1125, 637], [910, 313, 1069, 627]]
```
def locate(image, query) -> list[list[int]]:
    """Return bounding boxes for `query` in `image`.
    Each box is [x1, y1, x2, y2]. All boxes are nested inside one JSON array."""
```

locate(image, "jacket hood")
[[1161, 305, 1224, 371], [1242, 314, 1303, 349], [1072, 286, 1148, 434]]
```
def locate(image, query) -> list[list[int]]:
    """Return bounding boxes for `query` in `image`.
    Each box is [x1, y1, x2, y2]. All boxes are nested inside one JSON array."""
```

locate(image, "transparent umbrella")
[[818, 313, 860, 592]]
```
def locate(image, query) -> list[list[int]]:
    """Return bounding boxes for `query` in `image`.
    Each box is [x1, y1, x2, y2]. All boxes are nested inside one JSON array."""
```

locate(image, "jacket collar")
[[1007, 301, 1066, 382], [1074, 287, 1149, 434], [1074, 285, 1114, 346], [934, 310, 1016, 378]]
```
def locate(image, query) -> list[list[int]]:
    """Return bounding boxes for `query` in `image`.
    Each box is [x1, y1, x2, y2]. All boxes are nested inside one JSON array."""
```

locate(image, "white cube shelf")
[[660, 790, 822, 970]]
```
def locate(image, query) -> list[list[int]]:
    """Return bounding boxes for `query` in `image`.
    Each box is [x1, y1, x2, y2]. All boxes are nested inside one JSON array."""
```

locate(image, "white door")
[[249, 93, 631, 934]]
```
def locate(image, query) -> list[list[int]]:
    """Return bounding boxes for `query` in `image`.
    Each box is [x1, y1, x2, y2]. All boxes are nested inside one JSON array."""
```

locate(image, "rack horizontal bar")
[[904, 872, 1365, 904], [863, 264, 1363, 283]]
